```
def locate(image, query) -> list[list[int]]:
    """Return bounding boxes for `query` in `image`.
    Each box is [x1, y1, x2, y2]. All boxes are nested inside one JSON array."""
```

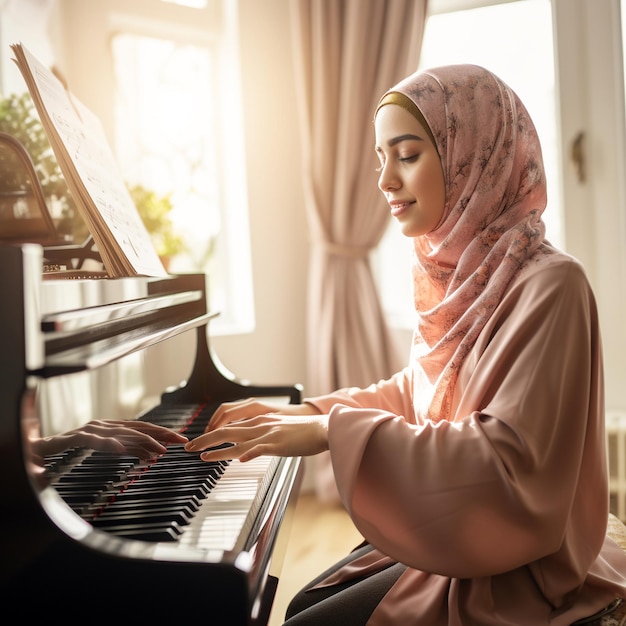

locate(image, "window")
[[112, 34, 219, 266], [375, 0, 559, 329], [1, 1, 254, 335], [82, 0, 254, 335]]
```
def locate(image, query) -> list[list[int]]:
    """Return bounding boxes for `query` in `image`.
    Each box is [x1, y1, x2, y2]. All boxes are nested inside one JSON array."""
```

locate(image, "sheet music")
[[11, 43, 167, 278]]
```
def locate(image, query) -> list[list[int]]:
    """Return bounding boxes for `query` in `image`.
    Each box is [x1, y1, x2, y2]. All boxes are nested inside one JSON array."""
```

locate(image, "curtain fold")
[[290, 0, 429, 500]]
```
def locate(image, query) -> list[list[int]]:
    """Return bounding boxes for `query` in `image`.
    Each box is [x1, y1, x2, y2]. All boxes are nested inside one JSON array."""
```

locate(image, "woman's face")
[[374, 104, 445, 238]]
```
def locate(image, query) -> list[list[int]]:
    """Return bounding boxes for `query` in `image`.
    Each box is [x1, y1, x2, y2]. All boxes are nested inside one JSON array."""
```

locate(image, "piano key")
[[41, 407, 279, 553], [177, 455, 277, 551], [106, 484, 212, 500], [95, 522, 184, 542], [90, 507, 193, 527]]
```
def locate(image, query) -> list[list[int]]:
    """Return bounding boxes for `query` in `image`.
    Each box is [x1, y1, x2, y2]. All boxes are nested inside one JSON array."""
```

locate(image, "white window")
[[110, 1, 253, 335]]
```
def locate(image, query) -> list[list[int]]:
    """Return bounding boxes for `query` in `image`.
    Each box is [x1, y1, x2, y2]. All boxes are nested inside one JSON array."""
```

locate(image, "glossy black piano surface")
[[0, 243, 302, 623]]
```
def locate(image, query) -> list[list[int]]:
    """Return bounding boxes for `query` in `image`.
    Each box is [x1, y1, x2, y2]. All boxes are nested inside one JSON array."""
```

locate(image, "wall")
[[211, 0, 309, 392]]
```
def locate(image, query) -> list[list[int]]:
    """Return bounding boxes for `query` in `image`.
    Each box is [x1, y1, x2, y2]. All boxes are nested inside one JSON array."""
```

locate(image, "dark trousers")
[[283, 543, 406, 626]]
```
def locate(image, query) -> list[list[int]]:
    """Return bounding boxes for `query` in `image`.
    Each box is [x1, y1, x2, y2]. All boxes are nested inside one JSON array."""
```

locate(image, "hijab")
[[377, 64, 550, 422]]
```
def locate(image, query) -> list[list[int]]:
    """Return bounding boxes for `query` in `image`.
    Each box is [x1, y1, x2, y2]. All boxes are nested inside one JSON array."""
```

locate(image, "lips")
[[390, 201, 413, 217]]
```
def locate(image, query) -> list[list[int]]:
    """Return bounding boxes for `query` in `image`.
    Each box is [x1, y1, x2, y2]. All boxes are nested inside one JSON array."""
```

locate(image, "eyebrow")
[[388, 133, 424, 147], [375, 133, 425, 153]]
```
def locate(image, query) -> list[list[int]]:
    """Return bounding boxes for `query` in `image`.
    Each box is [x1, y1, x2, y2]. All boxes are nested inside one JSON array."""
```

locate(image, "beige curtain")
[[290, 0, 429, 500]]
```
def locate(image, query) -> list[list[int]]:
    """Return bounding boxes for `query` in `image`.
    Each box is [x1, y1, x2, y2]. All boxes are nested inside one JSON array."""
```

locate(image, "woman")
[[185, 65, 626, 625]]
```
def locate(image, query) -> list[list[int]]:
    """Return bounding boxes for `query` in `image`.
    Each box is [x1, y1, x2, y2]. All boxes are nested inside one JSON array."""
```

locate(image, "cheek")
[[415, 162, 444, 204], [416, 161, 446, 227]]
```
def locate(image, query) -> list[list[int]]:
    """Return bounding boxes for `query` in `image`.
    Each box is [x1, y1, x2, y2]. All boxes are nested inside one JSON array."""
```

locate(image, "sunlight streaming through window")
[[112, 34, 219, 271]]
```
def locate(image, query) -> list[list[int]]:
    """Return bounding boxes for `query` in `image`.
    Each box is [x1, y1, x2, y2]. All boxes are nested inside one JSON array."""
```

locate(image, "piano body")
[[0, 242, 303, 623]]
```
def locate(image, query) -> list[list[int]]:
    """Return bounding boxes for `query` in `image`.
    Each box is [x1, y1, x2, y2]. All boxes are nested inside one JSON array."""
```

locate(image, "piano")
[[0, 242, 303, 623]]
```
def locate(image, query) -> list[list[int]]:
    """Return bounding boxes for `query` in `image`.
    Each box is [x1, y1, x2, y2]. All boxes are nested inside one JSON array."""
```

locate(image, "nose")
[[378, 161, 400, 193]]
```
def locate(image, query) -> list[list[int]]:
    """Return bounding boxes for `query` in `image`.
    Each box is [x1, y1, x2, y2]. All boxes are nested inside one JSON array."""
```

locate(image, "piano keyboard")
[[177, 455, 277, 551], [43, 401, 277, 550]]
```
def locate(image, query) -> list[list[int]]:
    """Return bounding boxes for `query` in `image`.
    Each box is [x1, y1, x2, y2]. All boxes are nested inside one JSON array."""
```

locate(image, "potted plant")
[[0, 92, 186, 263], [0, 91, 88, 242], [128, 184, 186, 268]]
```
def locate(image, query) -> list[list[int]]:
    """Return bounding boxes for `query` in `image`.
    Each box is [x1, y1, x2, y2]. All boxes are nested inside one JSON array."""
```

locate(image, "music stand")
[[0, 132, 102, 270]]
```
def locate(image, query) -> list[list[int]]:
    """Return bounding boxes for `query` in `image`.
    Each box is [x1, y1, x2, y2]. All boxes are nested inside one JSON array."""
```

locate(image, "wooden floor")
[[267, 492, 363, 626]]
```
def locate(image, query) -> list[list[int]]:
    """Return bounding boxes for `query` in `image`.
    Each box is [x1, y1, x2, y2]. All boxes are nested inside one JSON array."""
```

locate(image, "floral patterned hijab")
[[378, 64, 550, 422]]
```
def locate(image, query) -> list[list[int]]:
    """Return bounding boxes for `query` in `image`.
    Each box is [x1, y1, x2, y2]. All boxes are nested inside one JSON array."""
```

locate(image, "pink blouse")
[[306, 251, 626, 625]]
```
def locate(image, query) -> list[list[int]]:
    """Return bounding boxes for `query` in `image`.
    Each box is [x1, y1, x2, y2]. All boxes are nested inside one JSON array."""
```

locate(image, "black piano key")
[[47, 401, 244, 543], [131, 466, 223, 483], [136, 466, 218, 479], [107, 484, 212, 500], [90, 507, 193, 528], [94, 522, 184, 542], [126, 479, 213, 495], [81, 454, 137, 464], [121, 478, 218, 494], [135, 455, 214, 469], [85, 498, 202, 522], [98, 494, 202, 508], [56, 491, 103, 510], [88, 498, 199, 515], [56, 476, 125, 489], [102, 493, 203, 509]]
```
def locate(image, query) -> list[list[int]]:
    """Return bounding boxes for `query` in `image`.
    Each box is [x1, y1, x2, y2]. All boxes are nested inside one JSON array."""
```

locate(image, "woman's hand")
[[31, 420, 188, 460], [205, 398, 320, 431], [185, 399, 329, 462]]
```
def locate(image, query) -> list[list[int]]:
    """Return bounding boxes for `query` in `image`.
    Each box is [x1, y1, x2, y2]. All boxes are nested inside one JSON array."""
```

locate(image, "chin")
[[399, 224, 422, 238]]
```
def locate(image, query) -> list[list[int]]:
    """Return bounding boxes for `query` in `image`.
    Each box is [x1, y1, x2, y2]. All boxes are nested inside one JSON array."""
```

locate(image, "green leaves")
[[0, 91, 88, 241]]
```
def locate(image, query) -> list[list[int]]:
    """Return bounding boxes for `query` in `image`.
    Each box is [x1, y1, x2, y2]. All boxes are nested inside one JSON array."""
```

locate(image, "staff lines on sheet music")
[[12, 42, 167, 277]]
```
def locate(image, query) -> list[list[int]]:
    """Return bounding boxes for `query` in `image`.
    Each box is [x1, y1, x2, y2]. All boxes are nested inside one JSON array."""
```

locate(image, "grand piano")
[[0, 242, 303, 623]]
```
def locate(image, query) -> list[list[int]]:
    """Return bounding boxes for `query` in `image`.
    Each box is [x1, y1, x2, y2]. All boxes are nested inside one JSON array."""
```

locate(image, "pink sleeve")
[[304, 368, 416, 422], [325, 259, 607, 580]]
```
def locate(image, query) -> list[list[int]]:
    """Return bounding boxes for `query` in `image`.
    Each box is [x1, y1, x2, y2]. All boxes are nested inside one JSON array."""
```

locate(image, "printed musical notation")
[[10, 42, 167, 278]]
